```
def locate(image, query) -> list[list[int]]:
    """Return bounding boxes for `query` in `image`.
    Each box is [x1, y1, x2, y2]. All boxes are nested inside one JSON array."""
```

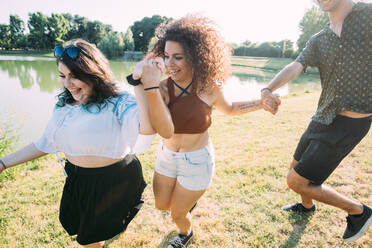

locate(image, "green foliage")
[[0, 24, 11, 50], [47, 13, 70, 46], [297, 6, 328, 52], [233, 40, 294, 58], [27, 12, 50, 49], [131, 15, 170, 52], [98, 32, 125, 59], [9, 15, 26, 49], [123, 28, 134, 51], [0, 119, 18, 182]]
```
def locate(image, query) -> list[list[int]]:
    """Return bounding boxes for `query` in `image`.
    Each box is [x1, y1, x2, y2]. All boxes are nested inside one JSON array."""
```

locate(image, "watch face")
[[126, 74, 141, 86]]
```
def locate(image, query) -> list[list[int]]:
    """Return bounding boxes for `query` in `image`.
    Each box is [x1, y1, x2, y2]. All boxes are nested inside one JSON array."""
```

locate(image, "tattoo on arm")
[[238, 101, 261, 111]]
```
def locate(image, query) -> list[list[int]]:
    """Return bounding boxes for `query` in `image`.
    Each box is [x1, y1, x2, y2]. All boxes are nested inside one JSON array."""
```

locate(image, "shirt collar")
[[323, 1, 361, 34]]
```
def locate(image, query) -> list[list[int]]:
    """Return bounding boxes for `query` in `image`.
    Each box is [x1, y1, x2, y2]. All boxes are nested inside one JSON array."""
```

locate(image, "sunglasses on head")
[[54, 45, 90, 60]]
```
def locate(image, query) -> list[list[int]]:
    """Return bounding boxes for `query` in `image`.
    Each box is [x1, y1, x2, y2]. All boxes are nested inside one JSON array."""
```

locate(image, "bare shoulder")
[[199, 84, 224, 106]]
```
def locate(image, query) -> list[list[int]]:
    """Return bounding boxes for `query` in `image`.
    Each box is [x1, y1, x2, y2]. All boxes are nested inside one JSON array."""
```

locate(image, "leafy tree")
[[47, 13, 70, 46], [9, 15, 26, 49], [85, 20, 107, 45], [0, 24, 11, 49], [122, 28, 134, 51], [131, 15, 170, 51], [28, 12, 50, 49], [297, 6, 328, 51], [64, 14, 89, 40], [98, 31, 125, 59]]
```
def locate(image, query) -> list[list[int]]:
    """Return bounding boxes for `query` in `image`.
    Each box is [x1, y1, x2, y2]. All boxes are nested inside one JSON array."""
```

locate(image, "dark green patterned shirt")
[[296, 2, 372, 125]]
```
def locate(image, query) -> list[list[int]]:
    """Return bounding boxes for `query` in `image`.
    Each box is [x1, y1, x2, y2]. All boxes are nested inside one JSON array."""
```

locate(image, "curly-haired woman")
[[0, 39, 172, 248], [133, 15, 280, 248]]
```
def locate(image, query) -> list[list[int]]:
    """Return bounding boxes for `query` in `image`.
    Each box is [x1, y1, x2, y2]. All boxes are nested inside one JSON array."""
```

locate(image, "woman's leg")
[[170, 181, 206, 234], [153, 171, 177, 210]]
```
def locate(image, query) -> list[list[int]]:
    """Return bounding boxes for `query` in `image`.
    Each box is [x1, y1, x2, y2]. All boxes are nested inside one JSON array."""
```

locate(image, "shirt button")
[[339, 45, 343, 48]]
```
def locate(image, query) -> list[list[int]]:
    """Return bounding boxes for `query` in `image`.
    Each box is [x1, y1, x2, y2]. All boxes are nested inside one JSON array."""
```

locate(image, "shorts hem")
[[177, 179, 211, 191], [154, 169, 177, 179], [293, 164, 323, 185]]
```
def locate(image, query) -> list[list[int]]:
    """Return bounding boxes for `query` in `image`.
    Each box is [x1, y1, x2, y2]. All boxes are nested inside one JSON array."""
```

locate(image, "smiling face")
[[164, 40, 193, 85], [316, 0, 344, 12], [58, 62, 93, 105]]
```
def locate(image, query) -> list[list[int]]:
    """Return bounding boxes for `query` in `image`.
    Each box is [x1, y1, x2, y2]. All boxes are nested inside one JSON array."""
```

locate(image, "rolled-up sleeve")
[[295, 36, 318, 72]]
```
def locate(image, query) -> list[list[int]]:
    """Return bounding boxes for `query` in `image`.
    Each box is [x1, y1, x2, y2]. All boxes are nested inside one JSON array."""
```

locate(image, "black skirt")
[[59, 154, 147, 245]]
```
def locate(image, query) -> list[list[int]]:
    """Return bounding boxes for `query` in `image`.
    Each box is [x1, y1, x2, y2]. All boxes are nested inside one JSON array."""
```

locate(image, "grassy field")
[[0, 91, 371, 248]]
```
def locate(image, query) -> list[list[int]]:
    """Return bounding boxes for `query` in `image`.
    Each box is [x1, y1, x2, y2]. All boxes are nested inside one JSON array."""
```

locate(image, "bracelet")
[[0, 159, 7, 170], [261, 87, 272, 93], [144, 86, 160, 91]]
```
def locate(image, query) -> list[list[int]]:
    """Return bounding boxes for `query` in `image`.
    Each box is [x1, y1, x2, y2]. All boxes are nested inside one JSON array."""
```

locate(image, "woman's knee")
[[170, 209, 187, 222], [154, 199, 171, 210]]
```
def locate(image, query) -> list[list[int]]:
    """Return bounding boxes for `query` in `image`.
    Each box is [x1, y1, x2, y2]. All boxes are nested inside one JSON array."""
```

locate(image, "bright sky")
[[0, 0, 370, 45]]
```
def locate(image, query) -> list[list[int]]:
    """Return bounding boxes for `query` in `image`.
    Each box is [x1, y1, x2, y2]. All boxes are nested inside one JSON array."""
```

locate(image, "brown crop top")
[[167, 77, 212, 134]]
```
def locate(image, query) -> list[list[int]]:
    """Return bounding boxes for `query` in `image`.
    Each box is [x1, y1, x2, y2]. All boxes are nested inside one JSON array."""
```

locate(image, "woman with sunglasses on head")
[[0, 38, 173, 248], [131, 15, 281, 248]]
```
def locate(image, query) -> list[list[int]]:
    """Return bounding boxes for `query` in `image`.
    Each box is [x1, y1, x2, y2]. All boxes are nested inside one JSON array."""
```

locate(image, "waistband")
[[159, 141, 213, 158], [65, 154, 137, 175], [334, 114, 372, 122]]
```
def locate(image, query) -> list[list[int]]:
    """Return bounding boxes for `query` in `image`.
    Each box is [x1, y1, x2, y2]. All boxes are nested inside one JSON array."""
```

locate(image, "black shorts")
[[293, 115, 371, 185], [59, 155, 147, 245]]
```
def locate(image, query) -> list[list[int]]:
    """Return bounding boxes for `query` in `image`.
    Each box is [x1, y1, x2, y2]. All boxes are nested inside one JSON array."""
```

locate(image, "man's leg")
[[288, 159, 314, 209], [286, 168, 363, 215]]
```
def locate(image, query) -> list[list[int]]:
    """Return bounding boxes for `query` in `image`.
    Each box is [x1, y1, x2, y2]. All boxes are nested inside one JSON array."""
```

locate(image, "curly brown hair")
[[151, 14, 232, 94]]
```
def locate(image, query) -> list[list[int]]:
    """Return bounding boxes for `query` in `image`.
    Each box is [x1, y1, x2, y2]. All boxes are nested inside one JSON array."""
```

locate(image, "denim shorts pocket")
[[185, 153, 209, 167]]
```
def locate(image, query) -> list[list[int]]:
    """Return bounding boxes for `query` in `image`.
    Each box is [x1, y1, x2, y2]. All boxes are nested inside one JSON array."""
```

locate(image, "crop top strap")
[[172, 80, 193, 98]]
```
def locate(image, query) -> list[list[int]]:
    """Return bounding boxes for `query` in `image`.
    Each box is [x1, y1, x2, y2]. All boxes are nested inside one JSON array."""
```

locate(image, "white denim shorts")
[[155, 142, 215, 191]]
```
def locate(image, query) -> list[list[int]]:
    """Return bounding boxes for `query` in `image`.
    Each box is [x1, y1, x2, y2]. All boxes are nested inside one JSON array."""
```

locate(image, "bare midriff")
[[338, 111, 372, 118], [164, 131, 210, 152], [65, 155, 122, 168]]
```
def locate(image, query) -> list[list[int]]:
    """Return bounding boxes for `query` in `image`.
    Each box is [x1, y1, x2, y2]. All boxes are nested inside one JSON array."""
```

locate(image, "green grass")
[[0, 92, 370, 247]]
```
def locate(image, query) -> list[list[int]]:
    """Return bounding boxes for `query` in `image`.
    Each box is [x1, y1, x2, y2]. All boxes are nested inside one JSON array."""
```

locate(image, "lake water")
[[0, 56, 320, 147]]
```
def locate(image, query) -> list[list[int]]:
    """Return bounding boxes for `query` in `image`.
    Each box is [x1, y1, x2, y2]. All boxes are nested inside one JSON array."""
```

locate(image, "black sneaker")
[[343, 204, 372, 242], [167, 229, 193, 248], [282, 202, 316, 213]]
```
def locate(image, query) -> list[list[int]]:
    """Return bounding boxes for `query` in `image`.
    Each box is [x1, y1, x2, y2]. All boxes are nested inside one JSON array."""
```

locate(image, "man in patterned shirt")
[[261, 0, 371, 242]]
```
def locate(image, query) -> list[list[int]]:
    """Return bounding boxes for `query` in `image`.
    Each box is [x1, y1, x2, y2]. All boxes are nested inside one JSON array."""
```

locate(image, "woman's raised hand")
[[140, 57, 165, 88]]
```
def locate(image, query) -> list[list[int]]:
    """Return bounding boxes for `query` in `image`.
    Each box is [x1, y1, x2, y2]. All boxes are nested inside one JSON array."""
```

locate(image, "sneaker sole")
[[344, 214, 372, 242]]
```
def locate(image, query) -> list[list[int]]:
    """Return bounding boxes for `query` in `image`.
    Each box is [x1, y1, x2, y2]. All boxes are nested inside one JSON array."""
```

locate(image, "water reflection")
[[0, 60, 60, 93], [0, 56, 320, 147]]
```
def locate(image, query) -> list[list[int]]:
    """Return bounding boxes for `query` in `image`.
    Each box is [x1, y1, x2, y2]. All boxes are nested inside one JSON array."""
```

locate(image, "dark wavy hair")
[[150, 14, 232, 94], [55, 39, 119, 112]]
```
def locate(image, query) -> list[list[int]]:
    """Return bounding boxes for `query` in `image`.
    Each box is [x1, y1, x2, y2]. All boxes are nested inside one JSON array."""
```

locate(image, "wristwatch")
[[126, 74, 142, 86]]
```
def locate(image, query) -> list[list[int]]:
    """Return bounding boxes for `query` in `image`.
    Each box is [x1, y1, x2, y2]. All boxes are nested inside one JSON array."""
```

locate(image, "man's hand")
[[261, 89, 281, 115]]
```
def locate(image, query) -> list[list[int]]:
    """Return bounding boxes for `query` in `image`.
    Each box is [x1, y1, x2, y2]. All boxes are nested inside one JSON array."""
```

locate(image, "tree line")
[[0, 7, 327, 59]]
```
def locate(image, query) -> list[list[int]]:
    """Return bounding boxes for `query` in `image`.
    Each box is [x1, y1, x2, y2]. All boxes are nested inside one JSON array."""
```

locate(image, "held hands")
[[261, 89, 281, 115]]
